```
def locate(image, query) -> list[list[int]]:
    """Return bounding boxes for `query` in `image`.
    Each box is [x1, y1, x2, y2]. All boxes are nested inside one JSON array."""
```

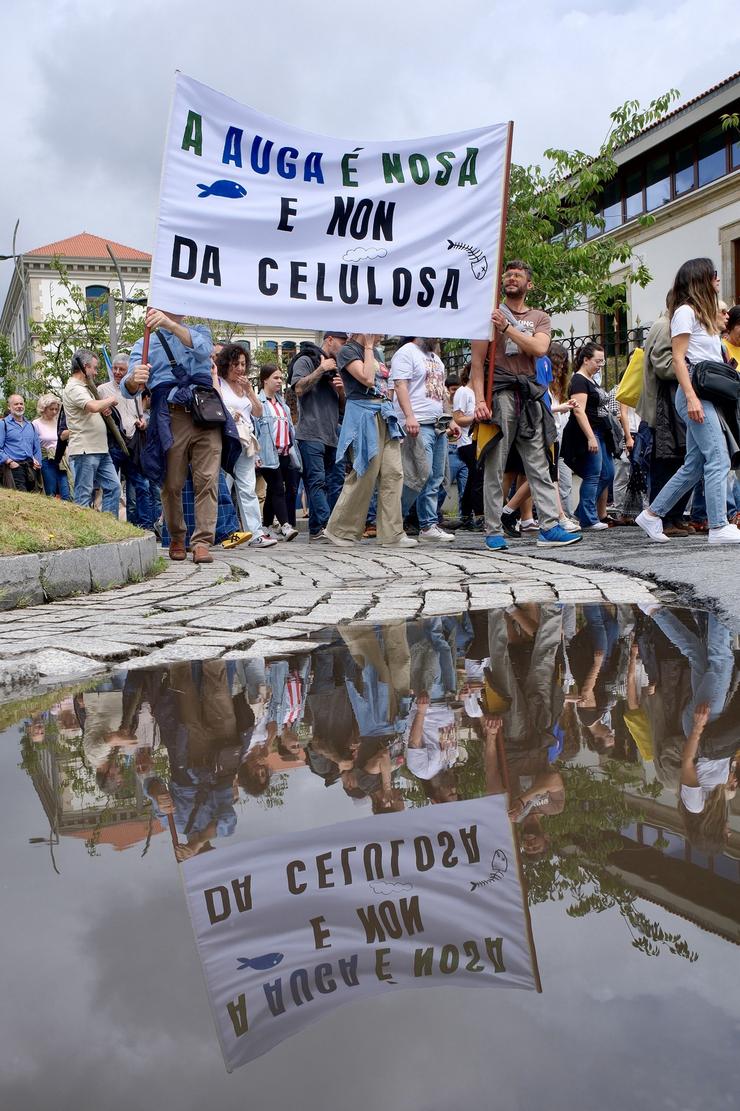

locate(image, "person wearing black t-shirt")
[[561, 342, 614, 530]]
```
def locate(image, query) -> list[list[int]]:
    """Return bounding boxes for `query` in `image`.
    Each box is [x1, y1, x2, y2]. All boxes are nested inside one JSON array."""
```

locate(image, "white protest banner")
[[149, 74, 512, 340], [182, 795, 537, 1071]]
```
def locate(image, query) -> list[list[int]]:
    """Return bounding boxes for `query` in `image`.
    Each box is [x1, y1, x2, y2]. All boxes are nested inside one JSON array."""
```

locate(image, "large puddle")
[[2, 603, 739, 1108]]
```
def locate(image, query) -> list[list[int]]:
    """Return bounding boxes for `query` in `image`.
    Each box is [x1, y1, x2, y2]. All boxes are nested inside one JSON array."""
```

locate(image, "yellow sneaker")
[[222, 530, 253, 550]]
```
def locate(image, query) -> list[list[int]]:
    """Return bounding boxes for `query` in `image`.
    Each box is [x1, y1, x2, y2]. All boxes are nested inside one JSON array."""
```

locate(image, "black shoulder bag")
[[157, 332, 227, 428], [691, 359, 740, 407]]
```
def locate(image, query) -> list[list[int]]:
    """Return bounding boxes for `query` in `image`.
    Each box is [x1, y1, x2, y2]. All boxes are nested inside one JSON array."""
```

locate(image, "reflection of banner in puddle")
[[182, 796, 537, 1070]]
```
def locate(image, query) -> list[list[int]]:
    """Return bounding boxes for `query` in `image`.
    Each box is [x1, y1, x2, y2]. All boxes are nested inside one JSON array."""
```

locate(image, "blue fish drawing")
[[196, 179, 247, 199], [237, 952, 284, 971]]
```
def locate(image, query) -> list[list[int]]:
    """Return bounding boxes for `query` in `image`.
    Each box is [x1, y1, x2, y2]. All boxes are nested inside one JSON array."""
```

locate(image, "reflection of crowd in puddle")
[[22, 602, 739, 859]]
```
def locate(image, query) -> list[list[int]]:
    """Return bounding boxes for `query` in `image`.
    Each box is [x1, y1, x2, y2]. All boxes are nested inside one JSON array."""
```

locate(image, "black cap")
[[323, 331, 348, 341]]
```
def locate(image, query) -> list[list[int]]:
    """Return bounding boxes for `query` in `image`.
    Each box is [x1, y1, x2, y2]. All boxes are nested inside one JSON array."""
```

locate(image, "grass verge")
[[0, 489, 142, 556]]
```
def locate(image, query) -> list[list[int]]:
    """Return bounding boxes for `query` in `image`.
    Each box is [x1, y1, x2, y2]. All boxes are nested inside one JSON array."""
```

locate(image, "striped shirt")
[[267, 398, 290, 453]]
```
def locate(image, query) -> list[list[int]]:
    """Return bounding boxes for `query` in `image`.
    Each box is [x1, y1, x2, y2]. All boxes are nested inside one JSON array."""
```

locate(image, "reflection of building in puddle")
[[615, 797, 740, 946], [22, 693, 165, 854]]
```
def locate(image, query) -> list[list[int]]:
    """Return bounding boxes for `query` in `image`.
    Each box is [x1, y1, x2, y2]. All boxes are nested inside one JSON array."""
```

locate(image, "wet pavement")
[[0, 543, 660, 695], [2, 601, 739, 1109]]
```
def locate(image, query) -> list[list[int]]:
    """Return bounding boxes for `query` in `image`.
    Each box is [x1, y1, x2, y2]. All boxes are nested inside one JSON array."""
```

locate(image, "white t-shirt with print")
[[390, 342, 447, 425], [670, 305, 723, 366], [405, 702, 457, 780], [453, 384, 475, 446]]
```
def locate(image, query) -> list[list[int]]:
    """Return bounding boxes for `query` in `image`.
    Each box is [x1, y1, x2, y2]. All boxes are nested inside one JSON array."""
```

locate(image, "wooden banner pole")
[[141, 324, 151, 366], [495, 722, 543, 993], [486, 121, 515, 410]]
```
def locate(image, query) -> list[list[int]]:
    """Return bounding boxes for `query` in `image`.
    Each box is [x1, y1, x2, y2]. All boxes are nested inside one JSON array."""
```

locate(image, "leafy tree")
[[504, 90, 680, 317], [29, 258, 146, 392], [0, 332, 24, 405], [251, 343, 283, 369]]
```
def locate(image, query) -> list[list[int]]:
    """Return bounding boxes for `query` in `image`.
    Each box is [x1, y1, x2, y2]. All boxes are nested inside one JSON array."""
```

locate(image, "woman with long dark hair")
[[561, 341, 613, 529], [637, 257, 740, 545], [255, 364, 299, 541]]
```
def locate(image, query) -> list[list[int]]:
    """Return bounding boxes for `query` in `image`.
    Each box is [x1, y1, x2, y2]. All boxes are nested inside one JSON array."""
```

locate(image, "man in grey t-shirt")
[[293, 331, 348, 539]]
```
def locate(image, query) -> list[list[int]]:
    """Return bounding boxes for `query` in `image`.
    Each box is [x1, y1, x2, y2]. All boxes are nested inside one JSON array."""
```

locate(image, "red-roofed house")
[[0, 231, 151, 366], [1, 229, 321, 369]]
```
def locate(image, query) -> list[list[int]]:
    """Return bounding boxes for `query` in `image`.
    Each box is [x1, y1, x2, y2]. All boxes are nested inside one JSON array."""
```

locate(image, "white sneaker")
[[323, 530, 355, 548], [419, 524, 455, 543], [582, 521, 609, 531], [248, 533, 278, 548], [559, 515, 581, 533], [280, 523, 299, 542], [636, 510, 669, 543], [380, 535, 419, 548], [708, 523, 740, 545]]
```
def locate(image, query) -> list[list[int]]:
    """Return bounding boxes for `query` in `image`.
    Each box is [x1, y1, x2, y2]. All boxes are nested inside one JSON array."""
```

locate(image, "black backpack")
[[287, 342, 323, 387]]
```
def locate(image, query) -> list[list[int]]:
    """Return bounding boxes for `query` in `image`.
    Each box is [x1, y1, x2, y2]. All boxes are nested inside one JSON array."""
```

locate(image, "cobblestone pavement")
[[0, 537, 662, 697]]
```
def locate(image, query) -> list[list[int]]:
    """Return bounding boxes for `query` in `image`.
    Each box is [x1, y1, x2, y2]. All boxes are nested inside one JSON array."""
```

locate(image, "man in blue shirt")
[[123, 308, 220, 564], [0, 394, 42, 491]]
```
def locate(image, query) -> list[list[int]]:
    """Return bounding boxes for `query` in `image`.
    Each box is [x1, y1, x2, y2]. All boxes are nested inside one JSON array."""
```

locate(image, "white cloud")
[[343, 247, 388, 262], [1, 0, 740, 305]]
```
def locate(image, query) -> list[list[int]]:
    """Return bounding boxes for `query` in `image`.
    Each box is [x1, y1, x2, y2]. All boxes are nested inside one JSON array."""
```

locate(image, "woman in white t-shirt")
[[637, 257, 740, 545], [679, 701, 737, 855], [215, 344, 277, 549]]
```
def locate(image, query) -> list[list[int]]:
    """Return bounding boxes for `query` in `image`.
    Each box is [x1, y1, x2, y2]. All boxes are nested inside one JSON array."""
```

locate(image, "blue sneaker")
[[484, 535, 509, 551], [536, 525, 582, 547]]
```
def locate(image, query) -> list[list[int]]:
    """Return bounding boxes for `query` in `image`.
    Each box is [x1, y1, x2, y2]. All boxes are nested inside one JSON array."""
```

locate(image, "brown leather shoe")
[[610, 515, 636, 527], [169, 540, 187, 561], [664, 525, 690, 537], [192, 543, 214, 564]]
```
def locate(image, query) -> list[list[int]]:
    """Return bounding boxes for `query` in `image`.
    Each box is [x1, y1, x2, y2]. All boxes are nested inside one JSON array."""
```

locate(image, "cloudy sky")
[[2, 0, 740, 305]]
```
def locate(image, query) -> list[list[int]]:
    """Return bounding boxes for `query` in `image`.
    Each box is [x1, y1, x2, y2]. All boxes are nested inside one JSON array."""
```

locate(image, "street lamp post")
[[0, 219, 31, 367]]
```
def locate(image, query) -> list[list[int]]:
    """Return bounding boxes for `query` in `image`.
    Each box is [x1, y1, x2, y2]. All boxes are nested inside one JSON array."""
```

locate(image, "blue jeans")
[[41, 458, 71, 500], [122, 466, 152, 525], [690, 474, 738, 523], [366, 487, 378, 526], [438, 444, 468, 515], [650, 609, 734, 737], [232, 450, 265, 537], [402, 425, 448, 530], [298, 439, 345, 536], [71, 453, 121, 516], [651, 388, 730, 529], [575, 431, 614, 527]]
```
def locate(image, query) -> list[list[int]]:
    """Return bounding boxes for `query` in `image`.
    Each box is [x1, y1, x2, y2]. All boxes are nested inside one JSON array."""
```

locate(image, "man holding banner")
[[471, 262, 582, 552], [123, 309, 237, 563]]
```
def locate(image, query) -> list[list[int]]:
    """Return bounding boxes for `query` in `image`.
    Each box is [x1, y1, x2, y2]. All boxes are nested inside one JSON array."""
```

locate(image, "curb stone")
[[0, 534, 159, 611]]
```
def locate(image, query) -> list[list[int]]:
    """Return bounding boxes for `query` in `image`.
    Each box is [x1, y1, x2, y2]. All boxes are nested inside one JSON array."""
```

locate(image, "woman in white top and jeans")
[[637, 257, 740, 545], [215, 344, 277, 549]]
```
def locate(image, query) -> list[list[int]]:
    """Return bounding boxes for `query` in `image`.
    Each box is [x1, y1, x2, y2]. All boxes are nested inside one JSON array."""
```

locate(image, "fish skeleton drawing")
[[446, 239, 488, 280], [196, 179, 247, 199], [469, 849, 508, 892], [237, 952, 284, 971]]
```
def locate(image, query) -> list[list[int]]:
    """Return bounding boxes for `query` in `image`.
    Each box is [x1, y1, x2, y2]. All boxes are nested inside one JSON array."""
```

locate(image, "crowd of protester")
[[3, 254, 740, 554], [23, 601, 738, 861]]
